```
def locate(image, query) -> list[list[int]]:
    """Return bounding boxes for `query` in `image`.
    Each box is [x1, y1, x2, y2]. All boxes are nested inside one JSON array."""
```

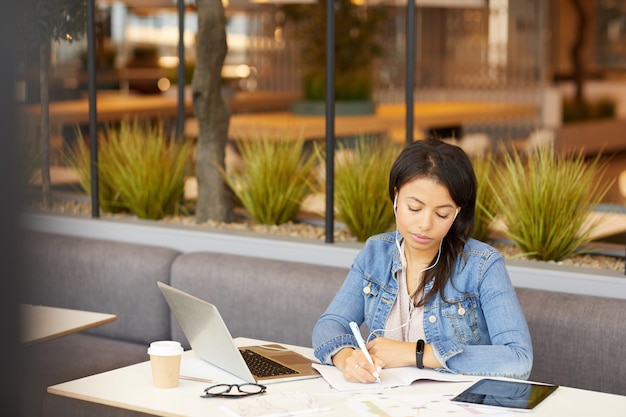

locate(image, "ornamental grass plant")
[[67, 127, 126, 214], [472, 153, 498, 242], [487, 142, 612, 262], [472, 154, 495, 242], [68, 119, 193, 220], [222, 136, 317, 225], [320, 137, 401, 242]]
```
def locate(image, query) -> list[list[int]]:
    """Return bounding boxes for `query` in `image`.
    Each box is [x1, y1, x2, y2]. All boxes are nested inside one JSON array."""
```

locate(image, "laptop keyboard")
[[240, 349, 299, 378]]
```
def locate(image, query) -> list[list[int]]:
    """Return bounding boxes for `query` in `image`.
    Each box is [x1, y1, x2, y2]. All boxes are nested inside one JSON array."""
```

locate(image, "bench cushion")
[[22, 333, 149, 417]]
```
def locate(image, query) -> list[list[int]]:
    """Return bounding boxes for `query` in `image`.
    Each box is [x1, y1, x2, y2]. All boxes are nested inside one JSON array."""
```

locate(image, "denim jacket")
[[312, 232, 533, 380]]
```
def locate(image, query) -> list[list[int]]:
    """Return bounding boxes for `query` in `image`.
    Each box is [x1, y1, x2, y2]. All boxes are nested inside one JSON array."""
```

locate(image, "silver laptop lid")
[[157, 281, 256, 383]]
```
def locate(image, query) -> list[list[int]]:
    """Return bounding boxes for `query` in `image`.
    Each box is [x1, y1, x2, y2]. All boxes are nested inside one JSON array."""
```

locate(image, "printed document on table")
[[349, 392, 513, 417], [219, 391, 334, 417], [312, 363, 472, 392]]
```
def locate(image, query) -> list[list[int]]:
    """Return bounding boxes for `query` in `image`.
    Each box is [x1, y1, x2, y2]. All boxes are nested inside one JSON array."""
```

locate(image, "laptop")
[[157, 282, 319, 384]]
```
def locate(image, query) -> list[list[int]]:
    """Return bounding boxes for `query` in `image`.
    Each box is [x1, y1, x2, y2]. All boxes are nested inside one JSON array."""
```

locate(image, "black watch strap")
[[415, 339, 425, 369]]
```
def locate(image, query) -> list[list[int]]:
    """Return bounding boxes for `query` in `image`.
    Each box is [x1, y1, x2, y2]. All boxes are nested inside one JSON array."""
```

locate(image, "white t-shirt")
[[384, 241, 426, 342]]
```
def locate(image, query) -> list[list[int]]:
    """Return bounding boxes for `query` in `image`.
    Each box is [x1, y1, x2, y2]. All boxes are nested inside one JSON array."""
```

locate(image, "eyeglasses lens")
[[203, 383, 266, 397], [237, 383, 266, 394]]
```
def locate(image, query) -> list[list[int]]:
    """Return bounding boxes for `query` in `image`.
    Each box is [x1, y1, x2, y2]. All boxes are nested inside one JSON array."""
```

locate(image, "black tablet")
[[451, 379, 558, 412]]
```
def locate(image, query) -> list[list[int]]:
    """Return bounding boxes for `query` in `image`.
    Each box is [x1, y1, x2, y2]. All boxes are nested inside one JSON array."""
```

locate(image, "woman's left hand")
[[366, 337, 416, 368]]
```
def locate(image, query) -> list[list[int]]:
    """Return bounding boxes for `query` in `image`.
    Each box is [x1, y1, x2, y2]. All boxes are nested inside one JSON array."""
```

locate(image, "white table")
[[46, 337, 626, 417], [20, 304, 117, 345]]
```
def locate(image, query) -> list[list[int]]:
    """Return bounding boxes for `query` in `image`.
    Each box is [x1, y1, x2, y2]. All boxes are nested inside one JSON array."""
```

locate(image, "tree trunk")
[[39, 41, 52, 209], [192, 0, 232, 223], [569, 0, 586, 103]]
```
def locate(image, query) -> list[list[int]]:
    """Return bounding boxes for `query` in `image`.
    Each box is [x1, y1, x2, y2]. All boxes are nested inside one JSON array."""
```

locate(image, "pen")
[[349, 321, 381, 383]]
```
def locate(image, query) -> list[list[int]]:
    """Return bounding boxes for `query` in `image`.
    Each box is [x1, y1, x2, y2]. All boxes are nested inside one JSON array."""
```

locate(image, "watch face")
[[416, 340, 425, 351], [416, 339, 425, 368]]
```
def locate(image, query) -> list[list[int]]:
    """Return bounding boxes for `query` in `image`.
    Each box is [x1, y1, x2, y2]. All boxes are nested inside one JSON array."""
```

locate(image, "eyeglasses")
[[201, 383, 267, 398]]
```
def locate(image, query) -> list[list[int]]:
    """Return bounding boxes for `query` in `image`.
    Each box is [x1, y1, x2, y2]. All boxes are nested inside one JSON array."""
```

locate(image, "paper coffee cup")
[[148, 341, 184, 388]]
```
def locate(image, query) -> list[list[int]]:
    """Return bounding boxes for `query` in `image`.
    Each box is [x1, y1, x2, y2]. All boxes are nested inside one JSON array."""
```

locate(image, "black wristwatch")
[[415, 339, 425, 369]]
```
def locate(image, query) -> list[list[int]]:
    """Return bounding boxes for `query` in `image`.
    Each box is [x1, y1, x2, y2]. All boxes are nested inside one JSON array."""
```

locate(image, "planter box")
[[556, 118, 626, 155], [20, 212, 626, 299]]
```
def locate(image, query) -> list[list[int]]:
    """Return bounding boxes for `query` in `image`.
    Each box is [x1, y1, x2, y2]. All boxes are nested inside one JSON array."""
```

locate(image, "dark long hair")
[[388, 138, 477, 305]]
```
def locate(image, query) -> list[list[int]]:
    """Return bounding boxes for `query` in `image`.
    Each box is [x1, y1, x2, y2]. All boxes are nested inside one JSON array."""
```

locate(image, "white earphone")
[[393, 194, 398, 216]]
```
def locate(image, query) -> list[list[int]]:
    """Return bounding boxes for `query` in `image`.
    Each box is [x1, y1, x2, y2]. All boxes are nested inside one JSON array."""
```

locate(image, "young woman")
[[312, 138, 532, 383]]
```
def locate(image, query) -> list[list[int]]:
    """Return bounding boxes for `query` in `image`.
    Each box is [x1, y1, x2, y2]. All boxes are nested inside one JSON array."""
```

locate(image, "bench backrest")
[[516, 287, 626, 395], [19, 232, 180, 346], [169, 251, 347, 348]]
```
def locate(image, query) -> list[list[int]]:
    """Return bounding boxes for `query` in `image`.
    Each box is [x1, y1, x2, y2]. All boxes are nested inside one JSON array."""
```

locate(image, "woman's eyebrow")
[[406, 196, 455, 209]]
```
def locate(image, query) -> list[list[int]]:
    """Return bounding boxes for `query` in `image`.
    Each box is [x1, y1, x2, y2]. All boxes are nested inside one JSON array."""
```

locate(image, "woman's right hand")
[[331, 347, 384, 383]]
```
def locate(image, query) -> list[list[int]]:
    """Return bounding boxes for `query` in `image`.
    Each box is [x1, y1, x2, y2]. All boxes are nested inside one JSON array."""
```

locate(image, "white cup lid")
[[148, 340, 183, 356]]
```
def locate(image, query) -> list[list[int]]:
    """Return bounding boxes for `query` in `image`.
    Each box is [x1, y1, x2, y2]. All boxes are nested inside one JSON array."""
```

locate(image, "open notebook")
[[312, 363, 471, 391]]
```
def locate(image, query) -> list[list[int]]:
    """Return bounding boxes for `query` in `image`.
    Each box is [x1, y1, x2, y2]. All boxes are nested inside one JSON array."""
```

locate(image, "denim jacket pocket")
[[362, 281, 381, 322], [441, 296, 480, 344]]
